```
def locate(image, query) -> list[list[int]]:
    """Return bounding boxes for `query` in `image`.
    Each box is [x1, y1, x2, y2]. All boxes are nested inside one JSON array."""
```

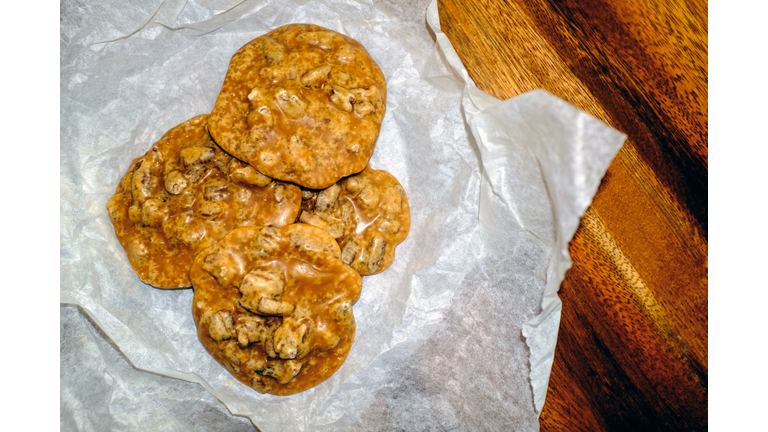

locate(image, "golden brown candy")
[[191, 224, 362, 395], [298, 166, 410, 275], [209, 24, 387, 189], [106, 115, 301, 288]]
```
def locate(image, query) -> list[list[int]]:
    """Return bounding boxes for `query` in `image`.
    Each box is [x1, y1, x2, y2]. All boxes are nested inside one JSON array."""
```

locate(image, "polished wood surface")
[[437, 0, 707, 430]]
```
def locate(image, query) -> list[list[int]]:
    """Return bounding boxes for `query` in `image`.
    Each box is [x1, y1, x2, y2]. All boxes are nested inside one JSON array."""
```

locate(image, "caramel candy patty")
[[209, 24, 387, 189], [191, 224, 362, 395], [298, 166, 410, 275], [106, 115, 301, 288]]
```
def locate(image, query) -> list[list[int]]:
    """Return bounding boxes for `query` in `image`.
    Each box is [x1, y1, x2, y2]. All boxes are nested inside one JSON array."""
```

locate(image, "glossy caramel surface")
[[106, 115, 301, 288], [191, 225, 362, 395], [210, 24, 387, 189], [299, 165, 411, 275]]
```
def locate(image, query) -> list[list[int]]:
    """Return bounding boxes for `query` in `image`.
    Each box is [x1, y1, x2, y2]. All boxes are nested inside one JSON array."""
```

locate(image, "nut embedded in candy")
[[105, 23, 410, 398], [297, 165, 411, 275], [209, 23, 387, 189], [191, 224, 362, 395], [105, 114, 302, 288]]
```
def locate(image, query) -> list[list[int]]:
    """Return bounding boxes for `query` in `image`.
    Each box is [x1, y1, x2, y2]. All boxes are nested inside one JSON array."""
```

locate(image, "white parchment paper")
[[60, 0, 626, 430]]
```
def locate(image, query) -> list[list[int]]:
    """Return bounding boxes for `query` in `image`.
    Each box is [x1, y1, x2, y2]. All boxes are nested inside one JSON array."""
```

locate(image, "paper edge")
[[426, 0, 560, 419], [426, 0, 627, 421], [511, 89, 626, 415]]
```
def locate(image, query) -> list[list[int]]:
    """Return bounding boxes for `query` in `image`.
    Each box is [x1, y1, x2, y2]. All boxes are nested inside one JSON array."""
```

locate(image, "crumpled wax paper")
[[60, 0, 626, 430]]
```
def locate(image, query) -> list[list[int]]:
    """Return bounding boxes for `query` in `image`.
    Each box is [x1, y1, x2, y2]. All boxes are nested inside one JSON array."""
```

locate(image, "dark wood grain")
[[437, 0, 707, 430]]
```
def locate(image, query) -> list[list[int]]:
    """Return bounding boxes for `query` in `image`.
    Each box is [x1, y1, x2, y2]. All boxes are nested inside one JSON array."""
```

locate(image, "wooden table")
[[437, 0, 707, 430]]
